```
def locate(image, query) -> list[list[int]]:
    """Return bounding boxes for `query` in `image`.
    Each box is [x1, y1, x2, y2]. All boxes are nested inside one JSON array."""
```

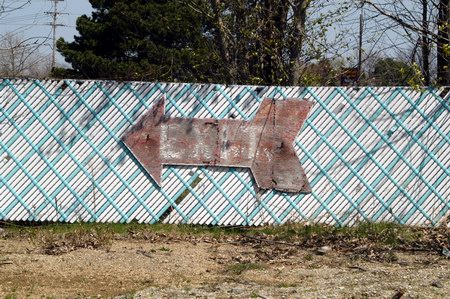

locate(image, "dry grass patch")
[[32, 226, 113, 255]]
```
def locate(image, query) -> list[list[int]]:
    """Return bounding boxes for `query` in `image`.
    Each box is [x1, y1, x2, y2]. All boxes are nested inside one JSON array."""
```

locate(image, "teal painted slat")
[[198, 168, 251, 225], [31, 81, 129, 221], [333, 87, 436, 224], [333, 87, 432, 224], [169, 169, 220, 223], [1, 81, 448, 226], [1, 80, 105, 221], [57, 81, 161, 222], [0, 81, 93, 221], [300, 87, 376, 223], [364, 88, 449, 224], [360, 87, 448, 223]]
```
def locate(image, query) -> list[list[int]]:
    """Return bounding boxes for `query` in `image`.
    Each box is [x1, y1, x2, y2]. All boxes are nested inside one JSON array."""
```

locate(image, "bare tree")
[[188, 0, 351, 85], [0, 0, 31, 15], [0, 32, 51, 77], [437, 0, 450, 84], [0, 1, 52, 77], [289, 0, 309, 85], [422, 0, 431, 84], [362, 0, 450, 85]]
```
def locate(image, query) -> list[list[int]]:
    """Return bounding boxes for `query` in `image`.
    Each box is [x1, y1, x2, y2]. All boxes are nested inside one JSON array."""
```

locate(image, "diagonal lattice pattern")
[[0, 80, 449, 226]]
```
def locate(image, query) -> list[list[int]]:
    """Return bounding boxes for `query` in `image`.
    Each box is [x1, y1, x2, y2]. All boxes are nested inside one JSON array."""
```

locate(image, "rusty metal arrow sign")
[[122, 98, 313, 193]]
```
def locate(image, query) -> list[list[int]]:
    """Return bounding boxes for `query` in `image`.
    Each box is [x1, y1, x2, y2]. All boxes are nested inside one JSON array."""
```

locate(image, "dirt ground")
[[1, 234, 449, 299]]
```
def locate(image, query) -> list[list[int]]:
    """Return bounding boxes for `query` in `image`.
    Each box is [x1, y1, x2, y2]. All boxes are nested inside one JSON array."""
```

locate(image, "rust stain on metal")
[[122, 98, 313, 193]]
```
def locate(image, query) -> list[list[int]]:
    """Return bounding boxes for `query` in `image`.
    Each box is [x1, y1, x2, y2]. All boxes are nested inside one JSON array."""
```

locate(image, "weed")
[[32, 225, 112, 255], [119, 291, 137, 299], [227, 262, 265, 275], [304, 253, 313, 261], [1, 220, 448, 256], [277, 282, 297, 288]]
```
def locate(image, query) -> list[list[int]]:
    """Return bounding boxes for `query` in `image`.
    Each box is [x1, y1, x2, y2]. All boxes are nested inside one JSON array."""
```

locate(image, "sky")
[[0, 0, 93, 66]]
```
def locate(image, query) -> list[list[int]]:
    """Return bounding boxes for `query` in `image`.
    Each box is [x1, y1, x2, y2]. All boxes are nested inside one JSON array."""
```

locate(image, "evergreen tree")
[[369, 58, 415, 86], [56, 0, 219, 81]]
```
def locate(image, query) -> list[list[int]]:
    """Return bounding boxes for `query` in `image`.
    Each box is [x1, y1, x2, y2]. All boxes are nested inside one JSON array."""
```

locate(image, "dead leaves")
[[33, 228, 112, 255]]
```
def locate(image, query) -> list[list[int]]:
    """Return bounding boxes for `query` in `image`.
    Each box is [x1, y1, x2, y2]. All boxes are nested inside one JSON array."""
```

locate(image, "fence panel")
[[0, 80, 448, 225]]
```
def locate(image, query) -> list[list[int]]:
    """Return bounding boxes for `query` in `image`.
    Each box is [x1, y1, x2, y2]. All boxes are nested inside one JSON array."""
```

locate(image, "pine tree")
[[56, 0, 219, 82]]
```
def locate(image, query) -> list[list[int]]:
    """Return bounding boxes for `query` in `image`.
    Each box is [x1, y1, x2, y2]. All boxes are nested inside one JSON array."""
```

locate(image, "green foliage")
[[226, 262, 265, 275], [55, 0, 219, 82], [444, 44, 450, 56], [405, 63, 427, 90], [299, 59, 339, 86], [369, 57, 417, 86], [2, 221, 432, 249], [51, 67, 85, 79], [55, 0, 350, 85], [201, 0, 350, 85]]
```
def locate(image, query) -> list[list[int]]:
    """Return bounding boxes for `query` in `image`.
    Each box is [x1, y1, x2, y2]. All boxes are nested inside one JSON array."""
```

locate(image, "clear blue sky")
[[0, 0, 93, 65]]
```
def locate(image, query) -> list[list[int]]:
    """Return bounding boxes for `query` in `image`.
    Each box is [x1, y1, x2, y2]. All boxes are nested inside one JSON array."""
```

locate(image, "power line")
[[45, 0, 67, 69], [0, 13, 48, 23]]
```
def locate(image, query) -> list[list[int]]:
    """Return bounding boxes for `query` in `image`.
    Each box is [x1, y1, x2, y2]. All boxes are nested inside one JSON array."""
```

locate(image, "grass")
[[226, 262, 265, 275], [31, 224, 113, 255], [1, 220, 448, 253], [277, 282, 298, 288], [259, 221, 421, 245], [0, 221, 248, 239], [265, 221, 434, 249], [304, 253, 314, 261]]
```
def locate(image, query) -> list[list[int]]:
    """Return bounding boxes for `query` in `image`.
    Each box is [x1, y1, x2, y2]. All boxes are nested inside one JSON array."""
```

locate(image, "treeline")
[[1, 0, 449, 86], [54, 0, 347, 85]]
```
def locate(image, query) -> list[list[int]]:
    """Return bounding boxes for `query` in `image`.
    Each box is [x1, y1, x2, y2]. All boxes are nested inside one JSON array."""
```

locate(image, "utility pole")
[[46, 0, 66, 69]]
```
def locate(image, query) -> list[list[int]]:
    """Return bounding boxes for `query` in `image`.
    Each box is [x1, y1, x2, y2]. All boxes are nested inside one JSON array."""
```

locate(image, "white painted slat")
[[1, 80, 449, 225]]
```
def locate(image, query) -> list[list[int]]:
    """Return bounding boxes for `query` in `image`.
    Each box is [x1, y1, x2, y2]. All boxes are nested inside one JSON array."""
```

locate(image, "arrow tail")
[[250, 99, 313, 193], [122, 97, 165, 186]]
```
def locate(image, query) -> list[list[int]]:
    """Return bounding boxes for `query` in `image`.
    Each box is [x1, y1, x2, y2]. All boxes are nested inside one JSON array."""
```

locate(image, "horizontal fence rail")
[[0, 79, 449, 226]]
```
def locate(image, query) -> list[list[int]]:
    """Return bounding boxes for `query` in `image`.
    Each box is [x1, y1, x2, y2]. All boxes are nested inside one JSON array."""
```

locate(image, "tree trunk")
[[421, 0, 430, 85], [289, 0, 308, 86], [437, 0, 450, 85], [210, 0, 234, 82], [260, 0, 289, 85]]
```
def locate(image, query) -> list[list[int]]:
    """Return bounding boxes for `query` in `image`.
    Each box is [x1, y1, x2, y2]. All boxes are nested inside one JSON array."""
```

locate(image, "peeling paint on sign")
[[122, 98, 313, 193]]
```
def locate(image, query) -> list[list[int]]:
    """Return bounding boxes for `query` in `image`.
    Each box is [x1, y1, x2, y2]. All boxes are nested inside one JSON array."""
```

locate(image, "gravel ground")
[[1, 236, 449, 298]]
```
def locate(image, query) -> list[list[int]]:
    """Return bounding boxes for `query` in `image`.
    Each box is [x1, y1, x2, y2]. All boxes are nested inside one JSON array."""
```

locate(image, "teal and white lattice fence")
[[0, 80, 449, 226]]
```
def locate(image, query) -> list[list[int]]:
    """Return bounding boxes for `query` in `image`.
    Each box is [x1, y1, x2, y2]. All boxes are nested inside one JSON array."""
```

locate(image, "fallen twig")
[[241, 235, 299, 247], [348, 265, 368, 271], [136, 249, 153, 258], [0, 260, 13, 265]]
